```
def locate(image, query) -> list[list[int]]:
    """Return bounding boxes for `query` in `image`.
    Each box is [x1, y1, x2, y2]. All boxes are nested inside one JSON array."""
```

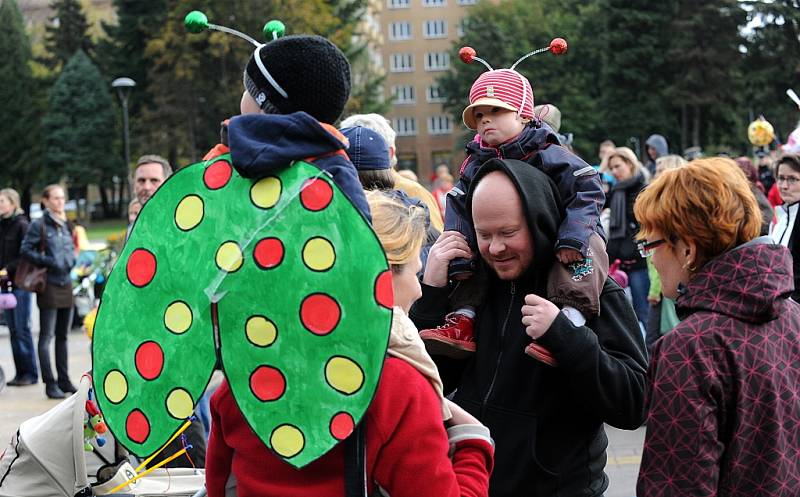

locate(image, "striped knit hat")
[[462, 69, 534, 130]]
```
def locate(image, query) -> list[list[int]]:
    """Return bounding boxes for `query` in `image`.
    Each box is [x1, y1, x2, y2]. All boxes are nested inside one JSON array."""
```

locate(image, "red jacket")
[[637, 239, 800, 496], [206, 357, 494, 497]]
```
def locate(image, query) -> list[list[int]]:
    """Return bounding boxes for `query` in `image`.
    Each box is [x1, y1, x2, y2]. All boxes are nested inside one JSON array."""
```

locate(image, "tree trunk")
[[692, 105, 701, 148], [98, 183, 110, 220], [681, 102, 688, 153]]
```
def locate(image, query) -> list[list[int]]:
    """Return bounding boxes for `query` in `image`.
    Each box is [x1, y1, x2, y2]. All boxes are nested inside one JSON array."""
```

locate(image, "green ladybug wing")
[[215, 160, 392, 468], [92, 157, 227, 456]]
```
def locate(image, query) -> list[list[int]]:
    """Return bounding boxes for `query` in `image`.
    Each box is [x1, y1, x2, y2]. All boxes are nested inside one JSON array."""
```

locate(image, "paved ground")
[[0, 321, 644, 496]]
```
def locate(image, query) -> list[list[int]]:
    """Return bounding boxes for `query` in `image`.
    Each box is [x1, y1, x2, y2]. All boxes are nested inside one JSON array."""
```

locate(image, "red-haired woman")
[[634, 157, 800, 496]]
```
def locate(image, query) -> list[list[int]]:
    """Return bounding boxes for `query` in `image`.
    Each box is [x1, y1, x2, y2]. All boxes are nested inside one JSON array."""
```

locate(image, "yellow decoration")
[[325, 357, 364, 395], [166, 389, 194, 419], [748, 117, 775, 147], [84, 307, 97, 339], [164, 302, 192, 334], [250, 177, 282, 209], [271, 425, 305, 458], [302, 237, 336, 271], [104, 370, 128, 404], [174, 195, 204, 231], [216, 242, 243, 272], [246, 316, 278, 347]]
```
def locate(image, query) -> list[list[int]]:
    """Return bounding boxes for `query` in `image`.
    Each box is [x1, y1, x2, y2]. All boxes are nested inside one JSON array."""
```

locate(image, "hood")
[[676, 237, 794, 323], [228, 111, 348, 178], [465, 158, 564, 293], [645, 134, 668, 158], [466, 124, 560, 164]]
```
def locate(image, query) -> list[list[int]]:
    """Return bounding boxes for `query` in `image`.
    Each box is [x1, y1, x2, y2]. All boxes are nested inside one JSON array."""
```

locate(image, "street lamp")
[[112, 77, 136, 214]]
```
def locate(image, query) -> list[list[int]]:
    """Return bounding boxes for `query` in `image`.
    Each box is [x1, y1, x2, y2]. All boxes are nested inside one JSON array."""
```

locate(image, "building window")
[[389, 21, 412, 40], [394, 117, 417, 136], [427, 86, 446, 103], [425, 52, 450, 71], [456, 19, 466, 37], [390, 53, 414, 72], [423, 0, 446, 6], [397, 153, 418, 173], [457, 0, 477, 4], [388, 0, 410, 8], [392, 85, 415, 104], [428, 115, 453, 135], [424, 20, 447, 38]]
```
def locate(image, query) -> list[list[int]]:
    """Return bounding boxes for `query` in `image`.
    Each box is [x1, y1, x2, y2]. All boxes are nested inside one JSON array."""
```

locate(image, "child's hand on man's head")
[[556, 247, 583, 264]]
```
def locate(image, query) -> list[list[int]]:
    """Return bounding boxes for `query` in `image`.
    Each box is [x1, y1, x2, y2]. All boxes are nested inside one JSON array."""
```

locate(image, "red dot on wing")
[[127, 249, 156, 287], [135, 341, 164, 380], [204, 160, 233, 190], [249, 366, 286, 402], [375, 270, 394, 309], [300, 178, 333, 211], [300, 294, 341, 335], [253, 237, 284, 269], [330, 412, 354, 440], [126, 409, 150, 444]]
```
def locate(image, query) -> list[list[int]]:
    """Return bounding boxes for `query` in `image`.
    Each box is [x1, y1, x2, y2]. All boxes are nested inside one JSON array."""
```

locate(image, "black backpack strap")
[[343, 422, 367, 497]]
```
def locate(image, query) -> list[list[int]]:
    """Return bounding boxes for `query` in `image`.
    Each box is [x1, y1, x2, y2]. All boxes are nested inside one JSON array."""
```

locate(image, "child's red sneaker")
[[419, 313, 476, 358]]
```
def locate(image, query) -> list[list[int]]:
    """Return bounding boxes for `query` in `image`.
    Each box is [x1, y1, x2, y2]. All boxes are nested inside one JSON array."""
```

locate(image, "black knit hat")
[[244, 35, 351, 124]]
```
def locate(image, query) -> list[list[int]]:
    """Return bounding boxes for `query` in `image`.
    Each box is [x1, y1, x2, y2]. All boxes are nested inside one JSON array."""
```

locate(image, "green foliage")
[[742, 0, 800, 143], [0, 0, 43, 198], [41, 50, 121, 189], [41, 0, 94, 71]]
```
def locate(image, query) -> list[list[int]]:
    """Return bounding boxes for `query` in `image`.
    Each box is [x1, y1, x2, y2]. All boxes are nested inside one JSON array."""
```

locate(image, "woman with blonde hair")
[[634, 157, 800, 496], [207, 189, 494, 497], [602, 146, 651, 328], [0, 188, 38, 386]]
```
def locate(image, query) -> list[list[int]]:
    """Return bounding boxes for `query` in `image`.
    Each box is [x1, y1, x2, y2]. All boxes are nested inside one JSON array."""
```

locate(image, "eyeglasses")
[[776, 175, 800, 186], [637, 239, 666, 258]]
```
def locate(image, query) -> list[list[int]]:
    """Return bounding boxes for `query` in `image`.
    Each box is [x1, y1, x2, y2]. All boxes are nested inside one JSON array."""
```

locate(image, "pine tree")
[[742, 0, 800, 145], [0, 0, 43, 203], [666, 0, 748, 153], [41, 0, 94, 70], [41, 50, 121, 217], [599, 0, 678, 156]]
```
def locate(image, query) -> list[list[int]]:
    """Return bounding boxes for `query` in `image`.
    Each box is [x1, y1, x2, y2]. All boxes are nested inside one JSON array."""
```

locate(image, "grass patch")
[[85, 219, 128, 242]]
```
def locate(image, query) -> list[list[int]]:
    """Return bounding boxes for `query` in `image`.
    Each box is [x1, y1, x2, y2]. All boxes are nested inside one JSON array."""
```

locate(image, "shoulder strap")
[[343, 422, 367, 497], [39, 219, 45, 254]]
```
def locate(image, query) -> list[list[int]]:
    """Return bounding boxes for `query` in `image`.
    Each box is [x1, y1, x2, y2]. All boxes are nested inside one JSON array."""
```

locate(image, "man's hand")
[[521, 294, 560, 340], [647, 295, 661, 305], [556, 247, 583, 264], [422, 231, 472, 288]]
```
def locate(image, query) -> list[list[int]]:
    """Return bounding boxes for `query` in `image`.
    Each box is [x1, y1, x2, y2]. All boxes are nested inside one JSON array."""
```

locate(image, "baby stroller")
[[0, 375, 205, 497]]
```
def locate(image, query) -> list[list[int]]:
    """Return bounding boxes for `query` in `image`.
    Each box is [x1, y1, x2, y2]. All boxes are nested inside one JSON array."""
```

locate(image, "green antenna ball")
[[263, 20, 286, 40], [185, 11, 209, 33]]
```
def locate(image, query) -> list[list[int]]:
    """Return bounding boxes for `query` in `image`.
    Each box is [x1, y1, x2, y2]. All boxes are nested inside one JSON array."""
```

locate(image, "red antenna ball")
[[550, 38, 568, 55], [459, 46, 476, 64]]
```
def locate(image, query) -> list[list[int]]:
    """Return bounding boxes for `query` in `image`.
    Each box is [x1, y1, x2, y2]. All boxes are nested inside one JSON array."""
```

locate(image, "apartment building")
[[380, 0, 480, 183]]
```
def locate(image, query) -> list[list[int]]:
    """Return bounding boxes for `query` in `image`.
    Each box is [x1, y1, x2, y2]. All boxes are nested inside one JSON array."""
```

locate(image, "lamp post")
[[112, 77, 136, 215]]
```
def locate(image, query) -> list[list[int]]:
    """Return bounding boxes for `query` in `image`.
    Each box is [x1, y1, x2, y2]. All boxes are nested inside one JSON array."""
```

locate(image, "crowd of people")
[[2, 23, 799, 497]]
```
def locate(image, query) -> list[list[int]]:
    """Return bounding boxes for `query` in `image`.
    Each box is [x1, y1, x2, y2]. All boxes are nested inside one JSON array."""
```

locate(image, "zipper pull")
[[510, 281, 515, 295]]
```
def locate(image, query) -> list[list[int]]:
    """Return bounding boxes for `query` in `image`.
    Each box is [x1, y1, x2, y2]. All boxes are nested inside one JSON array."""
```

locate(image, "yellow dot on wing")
[[216, 242, 243, 272], [164, 301, 192, 334], [271, 424, 305, 458], [104, 370, 128, 404], [174, 195, 204, 231], [302, 237, 336, 272], [246, 316, 278, 347], [250, 177, 282, 209], [325, 357, 364, 395], [166, 388, 194, 419]]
